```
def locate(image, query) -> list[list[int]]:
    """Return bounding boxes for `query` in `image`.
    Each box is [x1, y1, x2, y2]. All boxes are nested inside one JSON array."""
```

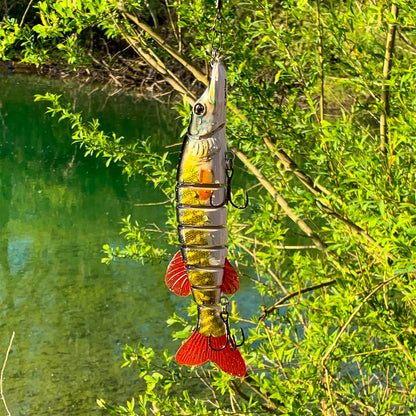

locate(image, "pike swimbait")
[[165, 58, 246, 377]]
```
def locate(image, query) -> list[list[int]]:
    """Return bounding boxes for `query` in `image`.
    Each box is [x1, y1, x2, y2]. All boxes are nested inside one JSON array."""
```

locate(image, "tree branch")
[[398, 29, 416, 53], [258, 279, 336, 321], [380, 4, 399, 159], [316, 0, 325, 124], [263, 136, 335, 199], [232, 148, 327, 251], [230, 379, 282, 413], [119, 7, 209, 86], [112, 16, 197, 102], [263, 136, 394, 260], [321, 275, 398, 366]]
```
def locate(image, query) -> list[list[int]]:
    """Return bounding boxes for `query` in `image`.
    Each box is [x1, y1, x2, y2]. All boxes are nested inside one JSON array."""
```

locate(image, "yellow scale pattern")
[[186, 249, 211, 266], [192, 288, 219, 305], [177, 139, 227, 338], [179, 188, 200, 205], [181, 229, 208, 246], [188, 270, 218, 286], [179, 209, 208, 226], [198, 307, 226, 337], [181, 158, 199, 183]]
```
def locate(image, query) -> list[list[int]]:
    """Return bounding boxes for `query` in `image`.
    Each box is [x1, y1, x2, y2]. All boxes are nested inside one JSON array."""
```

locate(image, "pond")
[[0, 72, 256, 415]]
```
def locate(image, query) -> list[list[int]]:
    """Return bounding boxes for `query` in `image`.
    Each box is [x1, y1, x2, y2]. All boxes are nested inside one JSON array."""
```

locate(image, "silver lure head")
[[189, 60, 227, 137]]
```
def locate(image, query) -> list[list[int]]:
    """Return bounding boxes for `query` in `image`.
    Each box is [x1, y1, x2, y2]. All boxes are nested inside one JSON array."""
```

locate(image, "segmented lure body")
[[165, 60, 246, 377]]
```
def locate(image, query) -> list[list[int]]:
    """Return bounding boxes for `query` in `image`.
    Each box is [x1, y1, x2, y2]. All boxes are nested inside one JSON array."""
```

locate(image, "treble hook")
[[231, 327, 245, 350], [210, 151, 249, 209], [208, 296, 245, 351]]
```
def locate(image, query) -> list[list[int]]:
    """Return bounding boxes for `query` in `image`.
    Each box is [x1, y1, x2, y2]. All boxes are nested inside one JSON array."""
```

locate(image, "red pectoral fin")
[[221, 259, 240, 294], [176, 331, 246, 378], [165, 250, 191, 296]]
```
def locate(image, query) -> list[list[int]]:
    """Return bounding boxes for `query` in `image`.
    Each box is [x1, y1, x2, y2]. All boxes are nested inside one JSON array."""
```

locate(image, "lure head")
[[189, 60, 227, 137]]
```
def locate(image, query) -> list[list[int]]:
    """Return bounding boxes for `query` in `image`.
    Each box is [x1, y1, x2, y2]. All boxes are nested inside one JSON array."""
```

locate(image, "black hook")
[[230, 327, 245, 350], [208, 333, 228, 351], [209, 152, 248, 209], [229, 189, 249, 210], [208, 297, 245, 351], [209, 188, 227, 208]]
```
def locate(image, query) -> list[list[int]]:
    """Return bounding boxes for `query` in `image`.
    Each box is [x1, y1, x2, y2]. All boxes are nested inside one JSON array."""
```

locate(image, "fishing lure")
[[165, 57, 247, 377]]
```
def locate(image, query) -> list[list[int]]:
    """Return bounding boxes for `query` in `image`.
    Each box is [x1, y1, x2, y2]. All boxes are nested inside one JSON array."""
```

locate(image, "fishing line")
[[210, 0, 223, 60]]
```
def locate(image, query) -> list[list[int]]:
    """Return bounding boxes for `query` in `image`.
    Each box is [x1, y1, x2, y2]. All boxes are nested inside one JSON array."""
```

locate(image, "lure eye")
[[194, 103, 206, 116]]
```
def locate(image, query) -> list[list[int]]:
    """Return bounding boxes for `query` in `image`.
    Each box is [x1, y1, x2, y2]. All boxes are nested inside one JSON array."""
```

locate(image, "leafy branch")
[[258, 279, 336, 322], [33, 93, 175, 192]]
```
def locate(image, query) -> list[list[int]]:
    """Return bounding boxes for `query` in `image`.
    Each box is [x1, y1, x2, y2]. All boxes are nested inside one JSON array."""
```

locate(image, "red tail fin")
[[175, 331, 246, 377]]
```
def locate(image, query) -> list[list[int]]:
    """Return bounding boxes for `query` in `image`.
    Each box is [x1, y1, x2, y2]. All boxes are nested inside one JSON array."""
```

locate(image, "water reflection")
[[0, 74, 181, 415]]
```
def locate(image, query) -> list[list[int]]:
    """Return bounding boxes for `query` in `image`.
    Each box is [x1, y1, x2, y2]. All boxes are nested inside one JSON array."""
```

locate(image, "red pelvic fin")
[[165, 250, 191, 296], [221, 259, 240, 294], [175, 331, 246, 377]]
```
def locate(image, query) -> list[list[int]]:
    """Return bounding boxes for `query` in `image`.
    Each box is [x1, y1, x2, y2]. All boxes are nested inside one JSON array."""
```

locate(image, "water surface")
[[0, 73, 181, 415]]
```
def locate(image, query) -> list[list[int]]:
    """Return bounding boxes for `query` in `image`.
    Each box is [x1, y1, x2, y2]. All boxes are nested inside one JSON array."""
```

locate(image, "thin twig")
[[398, 30, 416, 53], [321, 274, 398, 365], [262, 323, 288, 379], [234, 241, 289, 294], [134, 199, 170, 206], [259, 279, 336, 321], [163, 0, 179, 44], [19, 0, 34, 26], [237, 235, 316, 250], [391, 334, 416, 369], [316, 0, 325, 123], [263, 136, 335, 199], [380, 4, 399, 160], [177, 0, 182, 54], [242, 375, 281, 411], [1, 332, 15, 416], [230, 379, 281, 413], [114, 19, 196, 102]]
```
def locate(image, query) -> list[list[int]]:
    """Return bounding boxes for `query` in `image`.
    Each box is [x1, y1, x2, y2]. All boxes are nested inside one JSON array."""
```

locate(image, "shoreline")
[[0, 59, 179, 101]]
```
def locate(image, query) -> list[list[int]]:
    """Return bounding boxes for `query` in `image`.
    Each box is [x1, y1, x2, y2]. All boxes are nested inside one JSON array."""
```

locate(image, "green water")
[[0, 72, 257, 415], [0, 73, 184, 415]]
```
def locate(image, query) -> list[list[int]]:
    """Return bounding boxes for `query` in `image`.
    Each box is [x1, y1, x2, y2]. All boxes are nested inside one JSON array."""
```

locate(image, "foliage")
[[6, 0, 416, 415]]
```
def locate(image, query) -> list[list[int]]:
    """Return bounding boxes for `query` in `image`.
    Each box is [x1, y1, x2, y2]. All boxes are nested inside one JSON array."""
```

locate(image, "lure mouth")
[[189, 61, 227, 137], [209, 61, 227, 106]]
